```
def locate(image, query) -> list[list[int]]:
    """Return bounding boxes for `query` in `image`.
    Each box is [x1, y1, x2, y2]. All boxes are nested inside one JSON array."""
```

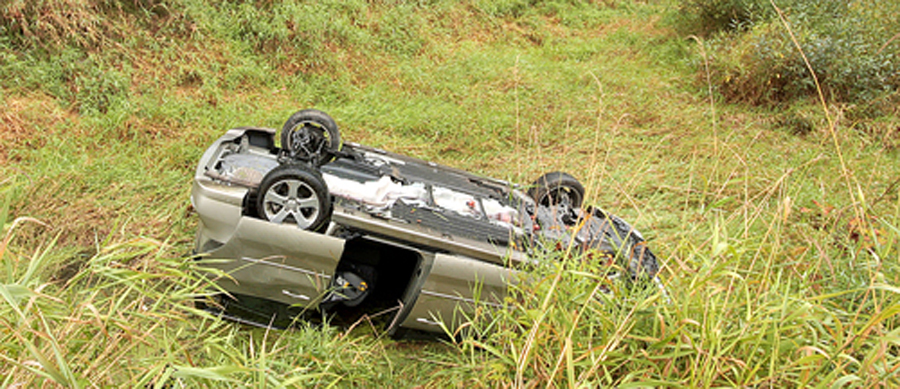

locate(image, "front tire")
[[256, 164, 332, 231]]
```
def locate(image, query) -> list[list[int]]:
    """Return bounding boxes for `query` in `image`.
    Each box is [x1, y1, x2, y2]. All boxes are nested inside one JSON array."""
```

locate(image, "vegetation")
[[1, 0, 899, 386], [677, 0, 899, 137]]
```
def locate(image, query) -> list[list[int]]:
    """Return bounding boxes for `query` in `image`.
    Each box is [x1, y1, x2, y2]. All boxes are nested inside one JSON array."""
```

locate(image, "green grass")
[[2, 0, 900, 386]]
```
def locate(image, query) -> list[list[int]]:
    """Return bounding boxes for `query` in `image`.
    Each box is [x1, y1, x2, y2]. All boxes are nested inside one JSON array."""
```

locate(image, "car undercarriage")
[[191, 109, 660, 336]]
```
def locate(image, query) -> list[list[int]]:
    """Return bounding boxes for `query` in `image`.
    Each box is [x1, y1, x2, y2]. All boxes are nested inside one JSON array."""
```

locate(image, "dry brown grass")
[[1, 0, 107, 48], [0, 93, 73, 164]]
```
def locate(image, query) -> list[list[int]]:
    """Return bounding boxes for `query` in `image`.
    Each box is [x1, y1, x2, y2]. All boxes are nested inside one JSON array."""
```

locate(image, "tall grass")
[[440, 207, 900, 386], [430, 5, 900, 383], [2, 0, 900, 386], [0, 179, 441, 386]]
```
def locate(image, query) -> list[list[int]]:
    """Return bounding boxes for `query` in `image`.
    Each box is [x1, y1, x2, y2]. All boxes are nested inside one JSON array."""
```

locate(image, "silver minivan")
[[191, 109, 659, 337]]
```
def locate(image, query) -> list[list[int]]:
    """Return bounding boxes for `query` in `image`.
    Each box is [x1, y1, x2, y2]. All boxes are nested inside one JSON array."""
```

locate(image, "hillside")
[[2, 0, 899, 386]]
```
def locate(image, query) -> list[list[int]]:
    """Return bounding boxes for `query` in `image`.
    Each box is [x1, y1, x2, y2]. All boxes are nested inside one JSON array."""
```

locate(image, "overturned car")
[[192, 109, 659, 336]]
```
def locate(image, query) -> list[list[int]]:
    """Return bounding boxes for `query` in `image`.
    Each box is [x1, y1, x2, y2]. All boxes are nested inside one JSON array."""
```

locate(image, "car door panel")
[[202, 217, 345, 307], [399, 253, 517, 333]]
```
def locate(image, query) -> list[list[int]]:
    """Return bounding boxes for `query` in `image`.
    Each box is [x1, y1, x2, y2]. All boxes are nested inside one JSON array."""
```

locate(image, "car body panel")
[[191, 179, 247, 246], [330, 202, 526, 265], [400, 253, 514, 332], [201, 216, 345, 307]]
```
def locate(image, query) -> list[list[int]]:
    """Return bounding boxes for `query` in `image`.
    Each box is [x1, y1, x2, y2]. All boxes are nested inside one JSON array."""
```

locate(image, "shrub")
[[682, 0, 899, 118], [678, 0, 773, 35]]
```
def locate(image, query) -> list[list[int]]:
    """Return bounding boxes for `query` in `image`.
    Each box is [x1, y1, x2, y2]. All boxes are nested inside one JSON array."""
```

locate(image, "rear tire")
[[256, 164, 332, 231], [528, 172, 585, 208]]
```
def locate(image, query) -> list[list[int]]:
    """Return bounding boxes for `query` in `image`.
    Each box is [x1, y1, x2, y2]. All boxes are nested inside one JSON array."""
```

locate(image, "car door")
[[201, 216, 345, 308], [396, 252, 518, 334]]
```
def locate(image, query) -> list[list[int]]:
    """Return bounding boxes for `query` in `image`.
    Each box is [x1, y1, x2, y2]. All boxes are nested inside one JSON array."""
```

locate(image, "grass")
[[0, 219, 442, 387], [2, 0, 900, 386]]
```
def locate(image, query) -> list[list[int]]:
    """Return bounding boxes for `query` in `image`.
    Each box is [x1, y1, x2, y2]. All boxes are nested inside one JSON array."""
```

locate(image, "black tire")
[[528, 172, 585, 208], [256, 164, 332, 231], [281, 109, 341, 166]]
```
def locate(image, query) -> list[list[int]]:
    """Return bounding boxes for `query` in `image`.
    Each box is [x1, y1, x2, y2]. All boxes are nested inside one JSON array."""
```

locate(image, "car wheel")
[[528, 171, 585, 208], [281, 109, 341, 166], [257, 164, 332, 231]]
